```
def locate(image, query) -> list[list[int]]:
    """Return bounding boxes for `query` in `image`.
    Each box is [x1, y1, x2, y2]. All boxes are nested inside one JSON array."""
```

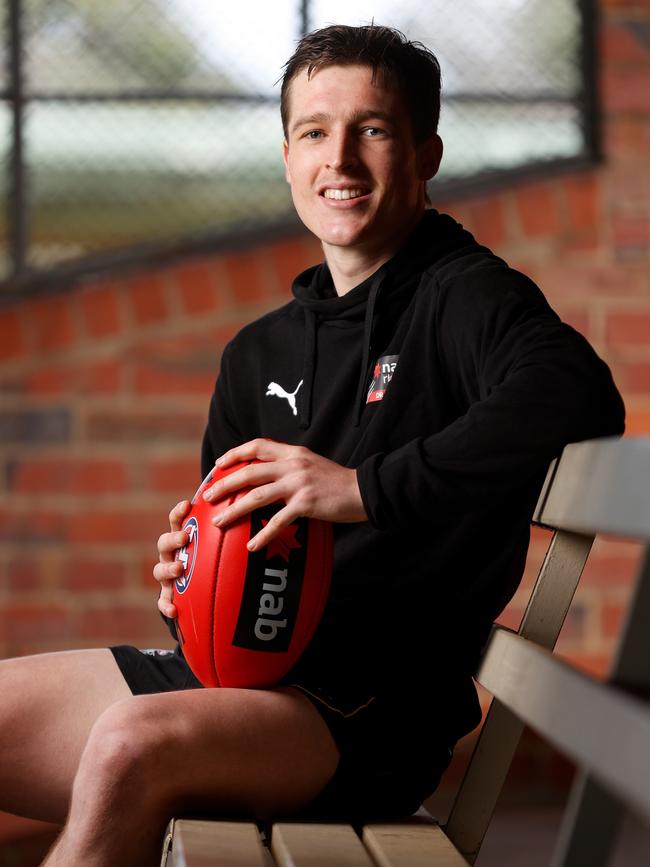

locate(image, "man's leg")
[[43, 683, 340, 867], [0, 648, 132, 823]]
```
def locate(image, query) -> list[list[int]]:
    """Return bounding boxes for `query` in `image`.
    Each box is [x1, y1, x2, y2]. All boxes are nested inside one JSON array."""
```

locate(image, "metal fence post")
[[7, 0, 27, 281], [300, 0, 310, 38]]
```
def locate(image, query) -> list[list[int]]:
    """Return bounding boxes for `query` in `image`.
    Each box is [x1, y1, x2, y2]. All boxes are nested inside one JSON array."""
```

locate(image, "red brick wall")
[[0, 0, 648, 851], [0, 234, 323, 657]]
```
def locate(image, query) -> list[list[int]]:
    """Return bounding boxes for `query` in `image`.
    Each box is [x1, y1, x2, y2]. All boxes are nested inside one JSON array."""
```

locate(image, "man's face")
[[283, 64, 442, 259]]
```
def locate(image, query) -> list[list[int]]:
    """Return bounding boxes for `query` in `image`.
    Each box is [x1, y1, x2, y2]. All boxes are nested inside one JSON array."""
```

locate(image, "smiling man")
[[280, 62, 442, 292], [0, 24, 625, 867]]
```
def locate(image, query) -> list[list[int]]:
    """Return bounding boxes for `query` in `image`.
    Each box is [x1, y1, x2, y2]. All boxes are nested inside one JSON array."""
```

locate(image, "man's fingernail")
[[213, 513, 224, 525], [247, 539, 257, 551]]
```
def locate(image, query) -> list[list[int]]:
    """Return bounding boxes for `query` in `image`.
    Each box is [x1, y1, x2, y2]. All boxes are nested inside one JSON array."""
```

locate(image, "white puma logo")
[[266, 379, 303, 416]]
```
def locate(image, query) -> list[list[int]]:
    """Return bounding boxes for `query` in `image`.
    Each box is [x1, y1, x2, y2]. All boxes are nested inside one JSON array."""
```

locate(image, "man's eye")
[[363, 127, 384, 137], [304, 130, 323, 140]]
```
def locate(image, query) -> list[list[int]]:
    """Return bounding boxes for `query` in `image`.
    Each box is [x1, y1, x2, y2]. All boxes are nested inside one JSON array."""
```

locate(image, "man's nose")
[[326, 129, 358, 171]]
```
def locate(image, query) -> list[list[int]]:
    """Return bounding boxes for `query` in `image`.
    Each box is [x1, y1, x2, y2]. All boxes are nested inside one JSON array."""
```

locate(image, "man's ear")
[[283, 140, 291, 184], [417, 134, 443, 182]]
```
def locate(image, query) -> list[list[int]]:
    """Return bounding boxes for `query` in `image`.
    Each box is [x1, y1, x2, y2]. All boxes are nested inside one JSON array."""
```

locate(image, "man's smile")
[[322, 187, 368, 200]]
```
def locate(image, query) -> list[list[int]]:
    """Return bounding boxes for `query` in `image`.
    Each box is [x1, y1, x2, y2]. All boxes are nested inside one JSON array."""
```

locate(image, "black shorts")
[[109, 643, 479, 820]]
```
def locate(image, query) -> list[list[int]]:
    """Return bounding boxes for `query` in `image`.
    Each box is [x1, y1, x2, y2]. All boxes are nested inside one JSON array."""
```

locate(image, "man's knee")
[[75, 698, 178, 804]]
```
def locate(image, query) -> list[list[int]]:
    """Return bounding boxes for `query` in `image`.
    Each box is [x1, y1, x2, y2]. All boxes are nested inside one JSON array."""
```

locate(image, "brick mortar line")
[[0, 392, 210, 405], [0, 541, 159, 553], [16, 587, 162, 602], [0, 587, 160, 602], [4, 492, 182, 507], [606, 348, 650, 359], [0, 445, 204, 460], [0, 441, 200, 469], [1, 302, 276, 374]]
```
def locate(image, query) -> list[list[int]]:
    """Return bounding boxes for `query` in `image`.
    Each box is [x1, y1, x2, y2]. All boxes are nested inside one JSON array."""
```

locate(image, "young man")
[[1, 24, 624, 867]]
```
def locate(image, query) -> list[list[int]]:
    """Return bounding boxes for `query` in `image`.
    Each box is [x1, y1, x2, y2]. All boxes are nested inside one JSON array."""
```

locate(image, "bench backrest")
[[444, 436, 650, 865]]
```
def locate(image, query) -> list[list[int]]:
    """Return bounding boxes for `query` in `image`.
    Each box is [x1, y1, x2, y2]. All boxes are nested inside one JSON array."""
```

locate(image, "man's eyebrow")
[[290, 112, 329, 133], [290, 109, 395, 134]]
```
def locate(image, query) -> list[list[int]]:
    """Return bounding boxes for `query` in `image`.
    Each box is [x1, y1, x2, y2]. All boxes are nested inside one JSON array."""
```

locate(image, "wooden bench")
[[161, 436, 650, 867]]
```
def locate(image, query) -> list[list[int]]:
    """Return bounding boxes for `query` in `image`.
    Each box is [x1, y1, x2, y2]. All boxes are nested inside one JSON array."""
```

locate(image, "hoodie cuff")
[[356, 454, 392, 531]]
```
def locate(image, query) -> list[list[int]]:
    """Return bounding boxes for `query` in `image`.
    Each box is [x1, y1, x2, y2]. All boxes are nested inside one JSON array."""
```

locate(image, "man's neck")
[[322, 210, 425, 296], [324, 247, 393, 296]]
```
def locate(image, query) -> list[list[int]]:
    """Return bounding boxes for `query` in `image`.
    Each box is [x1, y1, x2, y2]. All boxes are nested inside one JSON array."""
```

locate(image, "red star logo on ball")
[[261, 520, 302, 562]]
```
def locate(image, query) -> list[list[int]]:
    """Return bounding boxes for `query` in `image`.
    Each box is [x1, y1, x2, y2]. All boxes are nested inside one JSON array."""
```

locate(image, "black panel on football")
[[232, 505, 308, 652]]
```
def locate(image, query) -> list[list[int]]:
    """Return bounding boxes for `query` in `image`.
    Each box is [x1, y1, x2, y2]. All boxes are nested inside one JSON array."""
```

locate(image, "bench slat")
[[478, 627, 650, 823], [362, 823, 470, 867], [534, 437, 650, 539], [549, 773, 624, 867], [517, 531, 593, 648], [550, 549, 650, 866], [445, 530, 593, 862], [443, 700, 525, 863], [271, 822, 374, 866], [171, 819, 267, 867]]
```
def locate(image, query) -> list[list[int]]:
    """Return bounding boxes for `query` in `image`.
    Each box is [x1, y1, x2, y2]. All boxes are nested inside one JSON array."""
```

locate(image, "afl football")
[[173, 461, 332, 688]]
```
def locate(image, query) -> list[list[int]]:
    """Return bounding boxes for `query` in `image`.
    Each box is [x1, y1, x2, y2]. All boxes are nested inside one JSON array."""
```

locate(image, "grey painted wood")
[[517, 530, 594, 648], [535, 437, 650, 538], [171, 819, 267, 867], [610, 551, 650, 690], [362, 822, 470, 866], [446, 437, 650, 861], [444, 531, 593, 861], [271, 822, 374, 866], [161, 821, 174, 867], [443, 701, 525, 864], [478, 628, 650, 824], [549, 541, 650, 865], [549, 772, 624, 867]]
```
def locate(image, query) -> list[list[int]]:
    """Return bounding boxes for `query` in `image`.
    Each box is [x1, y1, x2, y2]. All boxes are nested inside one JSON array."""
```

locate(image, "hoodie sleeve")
[[356, 266, 626, 530], [200, 341, 245, 478]]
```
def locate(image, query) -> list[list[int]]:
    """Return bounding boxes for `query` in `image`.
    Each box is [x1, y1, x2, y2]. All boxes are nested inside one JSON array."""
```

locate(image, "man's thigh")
[[0, 648, 131, 822], [91, 684, 341, 820]]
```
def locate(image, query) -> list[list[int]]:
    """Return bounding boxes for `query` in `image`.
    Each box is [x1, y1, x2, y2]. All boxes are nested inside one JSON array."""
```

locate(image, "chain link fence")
[[1, 0, 595, 290]]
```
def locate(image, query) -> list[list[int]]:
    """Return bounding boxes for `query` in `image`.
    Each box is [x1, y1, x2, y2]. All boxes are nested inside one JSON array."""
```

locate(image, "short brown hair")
[[281, 24, 442, 142]]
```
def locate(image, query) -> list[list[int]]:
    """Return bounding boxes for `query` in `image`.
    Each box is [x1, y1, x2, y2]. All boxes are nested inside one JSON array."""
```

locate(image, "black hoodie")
[[200, 210, 624, 713]]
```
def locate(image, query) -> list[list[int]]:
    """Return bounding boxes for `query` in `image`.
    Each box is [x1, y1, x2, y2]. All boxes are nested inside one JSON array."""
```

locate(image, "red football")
[[173, 461, 333, 688]]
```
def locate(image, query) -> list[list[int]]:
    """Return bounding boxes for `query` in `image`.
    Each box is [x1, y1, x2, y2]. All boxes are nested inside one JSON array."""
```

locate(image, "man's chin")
[[313, 220, 375, 250]]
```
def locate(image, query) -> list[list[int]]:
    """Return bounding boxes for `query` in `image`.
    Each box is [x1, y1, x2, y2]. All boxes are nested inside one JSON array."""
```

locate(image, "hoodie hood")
[[290, 209, 476, 427]]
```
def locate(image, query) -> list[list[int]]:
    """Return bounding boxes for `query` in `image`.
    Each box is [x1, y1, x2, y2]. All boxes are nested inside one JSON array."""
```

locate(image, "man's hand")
[[153, 500, 191, 620], [202, 438, 367, 551]]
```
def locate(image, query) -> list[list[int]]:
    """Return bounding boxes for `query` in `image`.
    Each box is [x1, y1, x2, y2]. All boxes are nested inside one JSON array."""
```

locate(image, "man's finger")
[[203, 461, 279, 504], [210, 482, 282, 529], [158, 596, 177, 619], [169, 500, 191, 531], [246, 503, 298, 552], [215, 437, 280, 469], [157, 529, 190, 561], [153, 560, 184, 584]]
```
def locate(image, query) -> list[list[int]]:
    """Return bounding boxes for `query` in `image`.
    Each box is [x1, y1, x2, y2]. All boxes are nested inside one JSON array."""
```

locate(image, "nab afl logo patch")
[[233, 506, 308, 653], [175, 517, 199, 594], [367, 354, 399, 403]]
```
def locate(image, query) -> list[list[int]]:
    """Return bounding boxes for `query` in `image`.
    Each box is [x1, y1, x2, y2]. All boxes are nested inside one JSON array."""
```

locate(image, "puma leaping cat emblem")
[[266, 379, 303, 417]]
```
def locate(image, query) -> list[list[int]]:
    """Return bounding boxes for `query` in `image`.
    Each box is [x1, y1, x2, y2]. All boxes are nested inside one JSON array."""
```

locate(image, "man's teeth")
[[323, 188, 365, 200]]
